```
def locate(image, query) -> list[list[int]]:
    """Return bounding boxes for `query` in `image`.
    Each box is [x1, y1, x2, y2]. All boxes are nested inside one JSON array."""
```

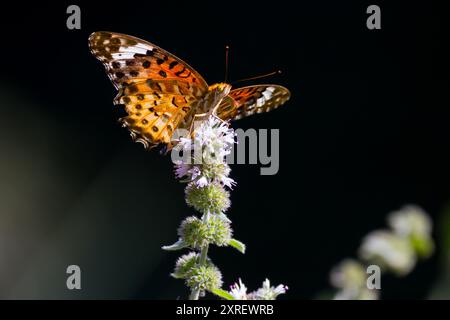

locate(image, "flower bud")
[[185, 183, 231, 214], [178, 215, 233, 249], [186, 264, 223, 293], [172, 252, 202, 279]]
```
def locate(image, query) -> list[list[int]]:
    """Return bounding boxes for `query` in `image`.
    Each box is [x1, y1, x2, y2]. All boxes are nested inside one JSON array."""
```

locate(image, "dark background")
[[0, 1, 448, 299]]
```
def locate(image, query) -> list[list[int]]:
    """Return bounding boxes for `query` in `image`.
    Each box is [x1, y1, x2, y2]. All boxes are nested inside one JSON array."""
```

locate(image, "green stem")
[[189, 212, 210, 300], [189, 244, 209, 300], [200, 243, 209, 264], [189, 287, 200, 300]]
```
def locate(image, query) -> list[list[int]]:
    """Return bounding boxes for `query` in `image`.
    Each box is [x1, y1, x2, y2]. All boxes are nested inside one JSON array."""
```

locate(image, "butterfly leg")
[[188, 113, 209, 135]]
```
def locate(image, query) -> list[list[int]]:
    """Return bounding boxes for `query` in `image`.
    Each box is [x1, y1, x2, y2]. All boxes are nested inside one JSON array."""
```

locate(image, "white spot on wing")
[[111, 52, 135, 59], [119, 46, 148, 54], [257, 97, 265, 107], [262, 87, 275, 99], [134, 43, 154, 51]]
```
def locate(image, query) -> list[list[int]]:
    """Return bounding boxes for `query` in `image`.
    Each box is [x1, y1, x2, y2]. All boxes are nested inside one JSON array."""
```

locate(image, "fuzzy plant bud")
[[186, 264, 223, 293], [172, 252, 202, 279], [178, 215, 233, 249], [185, 182, 231, 214]]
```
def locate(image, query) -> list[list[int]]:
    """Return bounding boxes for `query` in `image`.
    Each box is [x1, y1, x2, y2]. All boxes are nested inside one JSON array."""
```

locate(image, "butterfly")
[[89, 31, 290, 148]]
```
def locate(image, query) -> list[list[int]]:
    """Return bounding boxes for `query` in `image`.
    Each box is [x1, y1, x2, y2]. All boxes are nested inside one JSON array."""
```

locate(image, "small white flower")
[[221, 176, 236, 189], [229, 278, 248, 299], [251, 279, 288, 300], [188, 166, 198, 179], [229, 278, 287, 300], [193, 117, 235, 162], [196, 176, 208, 188]]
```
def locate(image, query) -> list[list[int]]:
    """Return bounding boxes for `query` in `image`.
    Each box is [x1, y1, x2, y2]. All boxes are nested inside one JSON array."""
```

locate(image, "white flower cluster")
[[173, 116, 236, 188], [330, 259, 379, 300], [229, 278, 288, 300], [387, 205, 432, 238], [358, 205, 434, 276], [329, 205, 434, 300], [359, 230, 416, 276]]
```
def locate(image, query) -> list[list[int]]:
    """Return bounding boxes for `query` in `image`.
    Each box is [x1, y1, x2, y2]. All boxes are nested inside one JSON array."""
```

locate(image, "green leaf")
[[228, 238, 246, 254], [428, 203, 450, 298], [217, 213, 231, 223], [162, 239, 188, 251], [211, 288, 236, 300], [170, 272, 185, 279]]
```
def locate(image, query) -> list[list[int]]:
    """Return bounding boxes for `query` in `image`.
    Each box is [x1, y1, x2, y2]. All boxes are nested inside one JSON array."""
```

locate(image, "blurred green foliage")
[[429, 203, 450, 299]]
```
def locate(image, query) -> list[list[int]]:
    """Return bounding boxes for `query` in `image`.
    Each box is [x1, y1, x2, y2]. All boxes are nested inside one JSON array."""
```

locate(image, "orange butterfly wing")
[[89, 31, 208, 147], [216, 85, 291, 121]]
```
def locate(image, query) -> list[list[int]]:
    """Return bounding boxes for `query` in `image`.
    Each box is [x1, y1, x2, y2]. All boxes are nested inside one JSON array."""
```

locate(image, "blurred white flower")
[[334, 287, 379, 300], [330, 259, 379, 300], [388, 205, 432, 238], [330, 259, 366, 290], [325, 205, 434, 300], [359, 230, 416, 276]]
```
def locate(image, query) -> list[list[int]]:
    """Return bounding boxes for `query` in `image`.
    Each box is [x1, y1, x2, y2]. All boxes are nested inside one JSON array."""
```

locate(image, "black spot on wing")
[[143, 61, 151, 68], [169, 61, 178, 69], [172, 97, 179, 108], [175, 66, 186, 76]]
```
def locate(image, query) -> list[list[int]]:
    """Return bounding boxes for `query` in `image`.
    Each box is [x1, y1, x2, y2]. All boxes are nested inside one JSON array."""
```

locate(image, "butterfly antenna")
[[224, 45, 230, 83], [232, 70, 282, 84]]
